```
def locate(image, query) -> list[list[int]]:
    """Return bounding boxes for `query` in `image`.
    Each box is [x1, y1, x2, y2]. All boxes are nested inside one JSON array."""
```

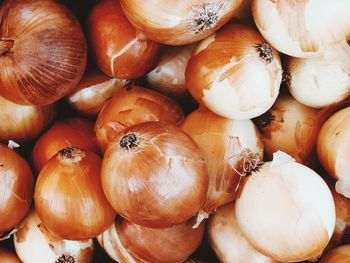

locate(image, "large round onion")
[[0, 0, 87, 105]]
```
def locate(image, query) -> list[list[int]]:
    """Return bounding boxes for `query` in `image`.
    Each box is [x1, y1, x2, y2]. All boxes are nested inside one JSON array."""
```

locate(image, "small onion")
[[34, 147, 116, 240], [208, 202, 278, 263], [87, 0, 160, 79], [253, 91, 319, 163], [319, 244, 350, 263], [235, 151, 335, 262], [0, 248, 21, 263], [101, 121, 209, 228], [0, 143, 34, 234], [97, 217, 205, 263], [186, 24, 282, 120], [120, 0, 244, 45], [0, 0, 87, 105], [252, 0, 350, 58], [0, 96, 56, 143], [31, 117, 100, 172], [287, 41, 350, 108], [95, 85, 184, 152], [14, 209, 94, 263]]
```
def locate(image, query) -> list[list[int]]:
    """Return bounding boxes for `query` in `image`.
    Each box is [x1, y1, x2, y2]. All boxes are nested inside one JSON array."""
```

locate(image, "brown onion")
[[0, 143, 34, 234], [34, 147, 116, 240], [0, 96, 56, 143], [0, 0, 87, 105], [31, 117, 100, 172], [95, 85, 184, 152], [98, 217, 205, 263], [0, 248, 21, 263], [87, 0, 160, 79], [319, 244, 350, 263], [120, 0, 244, 45], [101, 121, 208, 228]]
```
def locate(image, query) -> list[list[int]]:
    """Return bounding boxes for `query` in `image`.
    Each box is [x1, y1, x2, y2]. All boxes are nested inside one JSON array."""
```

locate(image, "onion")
[[146, 44, 195, 100], [34, 147, 116, 240], [181, 106, 263, 224], [0, 96, 56, 143], [287, 41, 350, 108], [95, 85, 184, 152], [0, 143, 34, 235], [253, 91, 319, 163], [319, 244, 350, 263], [317, 106, 350, 198], [208, 202, 278, 263], [97, 217, 205, 263], [0, 0, 87, 105], [235, 151, 335, 262], [14, 209, 94, 263], [186, 24, 282, 120], [0, 248, 21, 263], [120, 0, 244, 45], [31, 117, 100, 172], [87, 0, 160, 79], [101, 121, 208, 228], [252, 0, 350, 58]]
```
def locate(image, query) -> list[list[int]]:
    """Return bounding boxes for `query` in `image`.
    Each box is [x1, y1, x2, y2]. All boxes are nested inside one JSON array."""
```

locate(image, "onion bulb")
[[235, 151, 335, 262], [317, 106, 350, 198], [319, 244, 350, 263], [253, 91, 319, 163], [101, 121, 208, 228], [87, 0, 160, 79], [14, 209, 94, 263], [120, 0, 244, 45], [208, 202, 278, 263], [0, 0, 87, 105], [0, 96, 56, 143], [31, 117, 100, 172], [0, 143, 34, 234], [95, 85, 184, 152], [34, 147, 116, 240], [181, 106, 263, 223], [97, 217, 205, 263], [67, 66, 128, 117], [252, 0, 350, 58], [0, 248, 21, 263], [287, 41, 350, 108], [186, 24, 282, 120]]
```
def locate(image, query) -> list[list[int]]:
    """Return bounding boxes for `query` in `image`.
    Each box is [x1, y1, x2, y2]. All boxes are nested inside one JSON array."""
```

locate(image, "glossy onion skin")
[[101, 121, 209, 228], [34, 148, 116, 240], [95, 85, 184, 152], [0, 144, 34, 233], [87, 0, 160, 79], [31, 117, 100, 172], [120, 0, 243, 45], [0, 0, 87, 105]]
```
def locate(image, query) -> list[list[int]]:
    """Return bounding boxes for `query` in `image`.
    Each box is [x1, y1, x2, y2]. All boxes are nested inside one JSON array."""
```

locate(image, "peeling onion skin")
[[0, 143, 34, 234], [95, 85, 184, 153], [319, 244, 350, 263], [0, 248, 21, 263], [0, 96, 56, 143], [0, 0, 87, 105], [252, 0, 350, 58], [14, 209, 95, 263], [186, 24, 282, 120], [101, 121, 209, 228], [120, 0, 243, 45], [87, 0, 161, 79]]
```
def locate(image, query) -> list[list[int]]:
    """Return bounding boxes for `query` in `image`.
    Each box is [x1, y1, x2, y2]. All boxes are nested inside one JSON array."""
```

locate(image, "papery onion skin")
[[0, 0, 87, 105], [252, 0, 350, 58], [0, 248, 21, 263], [319, 244, 350, 263], [235, 152, 335, 262], [34, 147, 116, 240], [14, 209, 95, 263], [186, 24, 282, 120], [31, 117, 100, 173], [95, 85, 184, 152], [120, 0, 243, 45], [0, 143, 34, 233], [181, 106, 263, 217], [101, 121, 208, 228], [87, 0, 160, 79], [0, 96, 56, 143]]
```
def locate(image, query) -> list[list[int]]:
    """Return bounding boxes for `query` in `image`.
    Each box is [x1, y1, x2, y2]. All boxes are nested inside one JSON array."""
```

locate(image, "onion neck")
[[255, 43, 274, 64], [58, 147, 85, 163], [191, 3, 221, 34], [0, 38, 14, 56], [120, 133, 139, 150], [56, 254, 76, 263]]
